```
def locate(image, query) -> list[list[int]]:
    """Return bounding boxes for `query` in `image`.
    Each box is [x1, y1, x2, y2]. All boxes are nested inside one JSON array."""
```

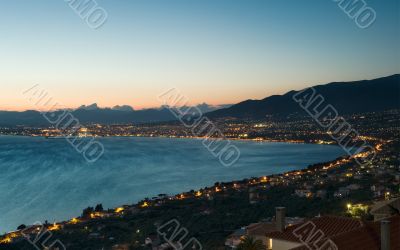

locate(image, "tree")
[[95, 204, 103, 212], [82, 206, 94, 219], [237, 236, 266, 250]]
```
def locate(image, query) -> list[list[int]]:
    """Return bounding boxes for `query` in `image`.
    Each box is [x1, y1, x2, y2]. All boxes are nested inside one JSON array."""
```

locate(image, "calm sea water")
[[0, 136, 345, 232]]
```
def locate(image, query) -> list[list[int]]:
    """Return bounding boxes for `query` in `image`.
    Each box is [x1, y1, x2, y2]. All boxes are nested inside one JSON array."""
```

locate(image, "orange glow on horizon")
[[0, 101, 234, 112]]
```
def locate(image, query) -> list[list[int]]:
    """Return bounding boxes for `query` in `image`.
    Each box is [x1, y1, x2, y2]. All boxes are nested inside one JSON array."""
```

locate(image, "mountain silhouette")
[[207, 74, 400, 119], [0, 103, 228, 126], [0, 75, 398, 126]]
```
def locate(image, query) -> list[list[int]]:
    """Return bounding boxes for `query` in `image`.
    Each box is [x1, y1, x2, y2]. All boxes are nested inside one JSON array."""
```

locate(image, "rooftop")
[[265, 216, 363, 243]]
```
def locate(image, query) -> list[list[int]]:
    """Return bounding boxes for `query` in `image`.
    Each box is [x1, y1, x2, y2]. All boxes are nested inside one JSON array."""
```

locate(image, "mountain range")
[[208, 74, 400, 119], [0, 74, 398, 126], [0, 103, 230, 126]]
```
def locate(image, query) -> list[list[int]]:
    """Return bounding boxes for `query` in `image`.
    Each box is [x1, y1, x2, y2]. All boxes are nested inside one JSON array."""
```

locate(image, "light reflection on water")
[[0, 136, 346, 232]]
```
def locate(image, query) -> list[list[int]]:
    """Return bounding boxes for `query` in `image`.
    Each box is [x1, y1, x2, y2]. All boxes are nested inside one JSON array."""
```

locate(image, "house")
[[294, 189, 313, 198], [334, 187, 350, 198], [225, 208, 304, 249], [265, 216, 363, 250], [370, 197, 400, 221], [246, 222, 279, 248], [371, 185, 385, 192], [154, 242, 179, 250], [111, 244, 130, 250], [226, 224, 275, 249], [269, 177, 280, 186], [289, 216, 400, 250], [225, 227, 246, 249], [88, 232, 102, 239], [144, 233, 160, 248], [371, 185, 387, 198], [346, 184, 361, 191], [249, 186, 260, 204]]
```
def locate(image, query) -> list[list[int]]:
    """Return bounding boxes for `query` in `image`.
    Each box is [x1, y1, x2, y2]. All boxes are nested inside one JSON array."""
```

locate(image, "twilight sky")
[[0, 0, 399, 111]]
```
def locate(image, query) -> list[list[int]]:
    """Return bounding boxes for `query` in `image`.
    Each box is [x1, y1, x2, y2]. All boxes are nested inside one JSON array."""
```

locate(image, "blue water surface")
[[0, 136, 346, 232]]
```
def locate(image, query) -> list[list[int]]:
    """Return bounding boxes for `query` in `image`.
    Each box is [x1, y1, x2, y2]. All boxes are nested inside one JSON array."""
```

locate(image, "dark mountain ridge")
[[0, 103, 230, 126], [0, 74, 398, 126], [207, 74, 400, 119]]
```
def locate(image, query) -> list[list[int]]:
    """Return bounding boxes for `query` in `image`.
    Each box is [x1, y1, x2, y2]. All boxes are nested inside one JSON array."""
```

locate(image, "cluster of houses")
[[226, 197, 400, 250], [1, 140, 398, 249], [289, 149, 399, 201], [224, 143, 400, 249]]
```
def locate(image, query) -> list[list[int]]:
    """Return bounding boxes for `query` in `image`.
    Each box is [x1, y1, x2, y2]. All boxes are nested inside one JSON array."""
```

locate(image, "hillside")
[[207, 74, 400, 119]]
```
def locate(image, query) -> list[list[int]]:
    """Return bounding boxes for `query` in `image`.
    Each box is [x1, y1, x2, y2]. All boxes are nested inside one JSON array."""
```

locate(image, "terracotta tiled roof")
[[329, 216, 400, 250], [246, 222, 277, 236], [370, 197, 400, 214], [265, 216, 363, 243], [288, 216, 400, 250]]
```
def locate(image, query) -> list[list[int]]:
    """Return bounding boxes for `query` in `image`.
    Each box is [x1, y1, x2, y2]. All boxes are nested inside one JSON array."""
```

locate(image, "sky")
[[0, 0, 399, 111]]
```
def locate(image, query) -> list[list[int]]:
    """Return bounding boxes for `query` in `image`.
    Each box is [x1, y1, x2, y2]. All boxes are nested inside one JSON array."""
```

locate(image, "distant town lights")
[[115, 207, 125, 213]]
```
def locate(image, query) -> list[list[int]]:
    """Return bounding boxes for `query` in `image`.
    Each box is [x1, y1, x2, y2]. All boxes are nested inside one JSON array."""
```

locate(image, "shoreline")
[[0, 133, 338, 146], [0, 134, 381, 237], [1, 156, 371, 234], [0, 150, 352, 237]]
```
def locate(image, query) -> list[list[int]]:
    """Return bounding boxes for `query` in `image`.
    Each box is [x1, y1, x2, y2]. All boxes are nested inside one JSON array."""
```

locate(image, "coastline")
[[0, 142, 376, 235], [0, 149, 354, 237], [0, 134, 382, 237], [0, 133, 337, 146]]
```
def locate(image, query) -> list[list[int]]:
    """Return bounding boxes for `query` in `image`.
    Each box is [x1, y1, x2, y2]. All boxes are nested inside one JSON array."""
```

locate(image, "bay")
[[0, 136, 345, 232]]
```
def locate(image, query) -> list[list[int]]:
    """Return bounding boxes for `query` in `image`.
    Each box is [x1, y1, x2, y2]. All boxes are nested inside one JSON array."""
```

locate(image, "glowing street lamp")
[[347, 203, 352, 212]]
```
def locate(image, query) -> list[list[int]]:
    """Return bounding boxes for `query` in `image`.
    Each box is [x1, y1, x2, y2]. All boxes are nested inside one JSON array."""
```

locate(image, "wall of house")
[[269, 239, 302, 250], [253, 235, 268, 249]]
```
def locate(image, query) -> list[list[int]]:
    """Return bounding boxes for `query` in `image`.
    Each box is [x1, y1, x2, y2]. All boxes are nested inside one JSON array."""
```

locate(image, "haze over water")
[[0, 136, 346, 232]]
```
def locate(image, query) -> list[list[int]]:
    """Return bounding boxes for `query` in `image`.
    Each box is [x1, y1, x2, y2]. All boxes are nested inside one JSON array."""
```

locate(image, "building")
[[291, 216, 400, 250], [294, 189, 313, 198], [111, 244, 130, 250], [315, 190, 327, 199], [333, 187, 350, 198], [370, 197, 400, 221], [249, 186, 260, 204], [346, 183, 361, 191], [225, 208, 303, 249], [225, 227, 246, 249], [266, 214, 400, 250], [246, 222, 280, 248], [265, 216, 363, 250]]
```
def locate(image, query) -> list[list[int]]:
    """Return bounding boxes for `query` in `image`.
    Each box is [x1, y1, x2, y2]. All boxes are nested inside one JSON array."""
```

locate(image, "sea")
[[0, 136, 346, 232]]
